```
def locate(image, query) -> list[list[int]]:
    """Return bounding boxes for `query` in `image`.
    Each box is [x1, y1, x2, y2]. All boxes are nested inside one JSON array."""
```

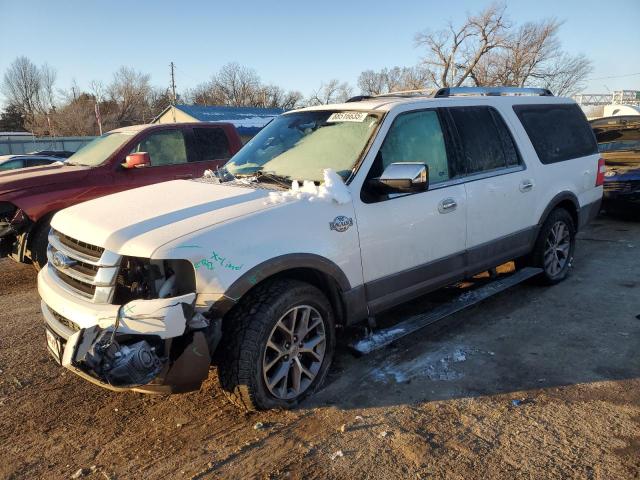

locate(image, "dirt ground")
[[0, 214, 639, 480]]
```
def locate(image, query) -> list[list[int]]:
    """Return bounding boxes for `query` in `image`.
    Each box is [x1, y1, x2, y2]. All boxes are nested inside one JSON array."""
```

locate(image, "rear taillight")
[[596, 157, 606, 186]]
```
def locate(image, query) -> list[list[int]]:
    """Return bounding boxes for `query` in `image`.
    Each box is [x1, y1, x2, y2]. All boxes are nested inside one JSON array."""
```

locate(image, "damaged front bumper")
[[39, 266, 221, 394]]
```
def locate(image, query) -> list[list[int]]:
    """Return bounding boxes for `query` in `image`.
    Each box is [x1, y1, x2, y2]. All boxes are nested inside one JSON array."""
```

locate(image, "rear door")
[[184, 126, 233, 177], [446, 106, 537, 274]]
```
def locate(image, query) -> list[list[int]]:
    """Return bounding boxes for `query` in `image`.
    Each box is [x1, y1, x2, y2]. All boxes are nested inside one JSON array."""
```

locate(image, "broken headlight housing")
[[113, 257, 196, 304]]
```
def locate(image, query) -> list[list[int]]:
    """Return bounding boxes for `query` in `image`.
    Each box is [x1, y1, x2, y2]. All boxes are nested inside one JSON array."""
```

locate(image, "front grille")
[[55, 269, 96, 297], [48, 229, 121, 303], [56, 230, 104, 260]]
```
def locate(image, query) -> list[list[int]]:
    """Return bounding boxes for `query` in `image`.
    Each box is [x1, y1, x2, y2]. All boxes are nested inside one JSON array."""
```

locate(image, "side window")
[[513, 103, 598, 164], [192, 127, 231, 162], [28, 158, 55, 167], [0, 159, 23, 170], [378, 110, 451, 184], [448, 106, 520, 174], [131, 130, 188, 167], [490, 109, 521, 167]]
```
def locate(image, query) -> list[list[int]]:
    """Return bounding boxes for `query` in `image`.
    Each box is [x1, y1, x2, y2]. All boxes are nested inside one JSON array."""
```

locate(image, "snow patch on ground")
[[370, 346, 471, 384], [352, 328, 406, 353], [266, 168, 351, 205]]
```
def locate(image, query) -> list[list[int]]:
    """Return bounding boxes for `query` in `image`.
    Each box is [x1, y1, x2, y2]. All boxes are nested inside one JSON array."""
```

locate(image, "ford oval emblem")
[[52, 251, 76, 269], [329, 216, 353, 233]]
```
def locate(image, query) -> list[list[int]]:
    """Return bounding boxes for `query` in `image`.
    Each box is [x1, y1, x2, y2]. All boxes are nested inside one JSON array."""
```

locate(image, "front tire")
[[527, 208, 576, 285], [30, 220, 50, 271], [218, 279, 335, 411]]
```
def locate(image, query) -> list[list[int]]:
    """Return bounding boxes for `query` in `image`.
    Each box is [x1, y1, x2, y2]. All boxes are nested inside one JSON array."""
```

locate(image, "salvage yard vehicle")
[[0, 154, 65, 170], [0, 122, 242, 269], [590, 115, 640, 211], [39, 87, 603, 410]]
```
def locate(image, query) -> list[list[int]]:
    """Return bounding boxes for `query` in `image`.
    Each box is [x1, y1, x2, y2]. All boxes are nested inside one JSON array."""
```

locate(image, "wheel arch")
[[537, 192, 580, 232], [212, 254, 360, 326]]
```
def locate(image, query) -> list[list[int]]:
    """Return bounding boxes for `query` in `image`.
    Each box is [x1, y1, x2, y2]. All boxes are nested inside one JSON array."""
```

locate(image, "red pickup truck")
[[0, 122, 242, 268]]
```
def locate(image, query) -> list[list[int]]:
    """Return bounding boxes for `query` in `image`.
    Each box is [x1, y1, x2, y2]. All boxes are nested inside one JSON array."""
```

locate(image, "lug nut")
[[284, 355, 288, 360]]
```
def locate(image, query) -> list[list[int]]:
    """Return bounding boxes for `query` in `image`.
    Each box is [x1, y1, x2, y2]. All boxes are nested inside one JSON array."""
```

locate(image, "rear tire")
[[218, 278, 335, 411], [525, 208, 576, 285]]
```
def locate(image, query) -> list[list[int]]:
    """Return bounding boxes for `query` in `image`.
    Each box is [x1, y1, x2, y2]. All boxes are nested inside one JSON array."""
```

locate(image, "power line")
[[587, 72, 640, 81]]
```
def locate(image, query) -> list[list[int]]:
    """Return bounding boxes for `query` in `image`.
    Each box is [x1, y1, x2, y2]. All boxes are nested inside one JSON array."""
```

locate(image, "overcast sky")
[[1, 0, 639, 102]]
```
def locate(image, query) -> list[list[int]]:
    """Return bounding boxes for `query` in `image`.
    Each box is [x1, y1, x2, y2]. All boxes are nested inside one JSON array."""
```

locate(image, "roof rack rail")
[[345, 95, 375, 103], [375, 89, 436, 98], [345, 86, 553, 103], [434, 86, 553, 97]]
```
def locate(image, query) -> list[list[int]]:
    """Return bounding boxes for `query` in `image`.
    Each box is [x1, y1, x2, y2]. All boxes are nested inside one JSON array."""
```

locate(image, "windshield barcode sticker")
[[327, 112, 368, 123]]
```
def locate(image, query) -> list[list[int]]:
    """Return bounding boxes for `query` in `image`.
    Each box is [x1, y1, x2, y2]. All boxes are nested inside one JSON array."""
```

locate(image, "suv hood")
[[51, 179, 275, 257], [0, 163, 90, 195]]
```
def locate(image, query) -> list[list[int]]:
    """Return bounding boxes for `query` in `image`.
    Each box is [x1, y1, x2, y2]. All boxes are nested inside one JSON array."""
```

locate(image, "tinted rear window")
[[448, 106, 521, 174], [513, 104, 597, 164], [193, 127, 231, 161]]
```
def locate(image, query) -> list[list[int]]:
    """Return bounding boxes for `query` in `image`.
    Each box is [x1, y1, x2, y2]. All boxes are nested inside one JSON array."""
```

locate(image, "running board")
[[349, 267, 543, 355]]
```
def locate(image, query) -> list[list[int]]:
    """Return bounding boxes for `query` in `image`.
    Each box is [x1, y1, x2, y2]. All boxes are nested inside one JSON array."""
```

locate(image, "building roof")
[[162, 104, 284, 136]]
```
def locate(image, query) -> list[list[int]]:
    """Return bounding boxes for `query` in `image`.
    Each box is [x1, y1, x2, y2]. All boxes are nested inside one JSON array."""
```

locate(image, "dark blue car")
[[591, 116, 640, 211]]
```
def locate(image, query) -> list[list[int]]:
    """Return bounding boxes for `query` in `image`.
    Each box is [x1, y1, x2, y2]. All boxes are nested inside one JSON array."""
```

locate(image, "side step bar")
[[349, 267, 543, 355]]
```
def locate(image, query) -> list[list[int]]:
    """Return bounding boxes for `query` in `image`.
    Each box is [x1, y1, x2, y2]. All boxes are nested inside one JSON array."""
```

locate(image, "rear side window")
[[192, 127, 231, 162], [0, 159, 24, 170], [513, 104, 598, 164], [448, 106, 521, 175]]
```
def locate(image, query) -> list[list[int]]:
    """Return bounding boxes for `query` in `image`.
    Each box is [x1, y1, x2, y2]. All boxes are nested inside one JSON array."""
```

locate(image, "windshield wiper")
[[255, 171, 292, 188]]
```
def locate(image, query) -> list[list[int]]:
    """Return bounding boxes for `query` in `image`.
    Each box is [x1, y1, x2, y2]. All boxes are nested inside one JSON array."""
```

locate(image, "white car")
[[38, 87, 603, 410]]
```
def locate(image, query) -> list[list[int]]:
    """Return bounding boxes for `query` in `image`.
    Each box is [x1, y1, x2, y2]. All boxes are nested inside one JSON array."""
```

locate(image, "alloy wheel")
[[262, 305, 326, 400], [544, 220, 571, 277]]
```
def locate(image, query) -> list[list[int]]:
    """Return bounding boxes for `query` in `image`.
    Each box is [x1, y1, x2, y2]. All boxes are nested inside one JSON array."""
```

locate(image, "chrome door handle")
[[520, 179, 534, 192], [438, 198, 457, 213]]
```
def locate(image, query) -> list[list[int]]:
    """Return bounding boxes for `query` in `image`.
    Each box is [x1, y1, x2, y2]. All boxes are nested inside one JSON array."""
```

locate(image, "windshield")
[[225, 110, 382, 183], [67, 132, 135, 166]]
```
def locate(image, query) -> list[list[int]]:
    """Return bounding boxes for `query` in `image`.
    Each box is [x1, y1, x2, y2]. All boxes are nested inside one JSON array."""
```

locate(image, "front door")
[[118, 128, 195, 188], [353, 109, 467, 314]]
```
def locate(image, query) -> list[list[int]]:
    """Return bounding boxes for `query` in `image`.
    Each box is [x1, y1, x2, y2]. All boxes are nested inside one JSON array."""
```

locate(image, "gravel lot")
[[1, 215, 639, 480]]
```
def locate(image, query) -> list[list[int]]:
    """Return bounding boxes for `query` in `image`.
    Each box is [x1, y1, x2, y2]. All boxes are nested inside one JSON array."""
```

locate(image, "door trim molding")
[[364, 226, 537, 315]]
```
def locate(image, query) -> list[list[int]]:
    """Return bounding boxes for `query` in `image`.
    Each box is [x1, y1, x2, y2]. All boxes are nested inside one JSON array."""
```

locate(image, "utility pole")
[[170, 62, 177, 123]]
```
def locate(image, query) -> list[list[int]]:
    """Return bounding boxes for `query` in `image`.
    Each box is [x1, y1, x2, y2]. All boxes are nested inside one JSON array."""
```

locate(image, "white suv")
[[38, 87, 603, 410]]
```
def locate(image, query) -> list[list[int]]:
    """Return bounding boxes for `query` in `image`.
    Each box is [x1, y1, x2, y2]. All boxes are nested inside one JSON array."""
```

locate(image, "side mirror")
[[374, 162, 429, 193], [123, 152, 151, 169]]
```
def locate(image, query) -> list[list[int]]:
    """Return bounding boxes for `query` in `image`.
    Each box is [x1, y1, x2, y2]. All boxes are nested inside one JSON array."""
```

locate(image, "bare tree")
[[534, 52, 592, 96], [39, 63, 57, 112], [358, 66, 430, 95], [469, 18, 592, 95], [415, 3, 510, 87], [308, 79, 353, 105], [106, 66, 152, 125], [213, 62, 261, 106], [1, 56, 43, 118], [186, 63, 302, 109]]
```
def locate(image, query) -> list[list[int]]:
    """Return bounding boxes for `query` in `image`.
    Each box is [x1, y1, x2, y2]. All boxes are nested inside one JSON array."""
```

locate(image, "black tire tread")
[[528, 207, 575, 285], [29, 220, 50, 271], [218, 278, 332, 411]]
